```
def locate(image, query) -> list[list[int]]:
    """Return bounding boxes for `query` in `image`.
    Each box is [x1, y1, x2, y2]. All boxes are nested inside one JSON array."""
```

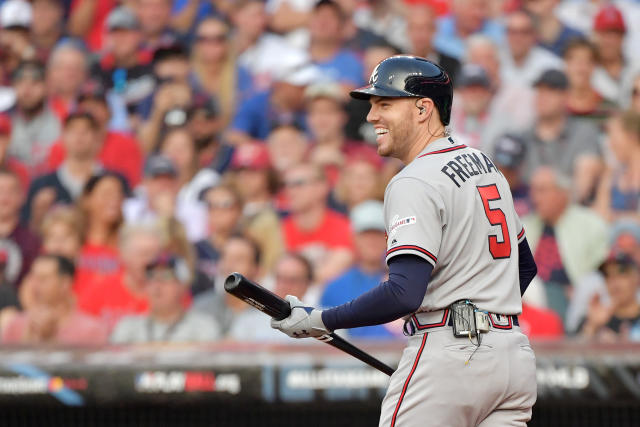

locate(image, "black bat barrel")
[[224, 272, 291, 320]]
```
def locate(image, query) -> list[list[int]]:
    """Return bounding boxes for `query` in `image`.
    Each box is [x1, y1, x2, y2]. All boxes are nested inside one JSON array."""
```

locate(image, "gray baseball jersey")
[[384, 136, 526, 315]]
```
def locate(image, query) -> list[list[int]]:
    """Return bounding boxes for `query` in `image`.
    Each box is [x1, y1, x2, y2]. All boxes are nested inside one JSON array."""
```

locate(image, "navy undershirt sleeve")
[[321, 255, 433, 331], [518, 237, 537, 296]]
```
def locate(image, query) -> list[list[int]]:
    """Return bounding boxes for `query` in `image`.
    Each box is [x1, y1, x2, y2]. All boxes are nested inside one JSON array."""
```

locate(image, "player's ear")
[[415, 98, 434, 123]]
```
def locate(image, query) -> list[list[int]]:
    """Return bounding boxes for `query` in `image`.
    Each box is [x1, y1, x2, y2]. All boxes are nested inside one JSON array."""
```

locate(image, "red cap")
[[594, 5, 626, 33], [231, 142, 271, 170], [0, 114, 11, 135]]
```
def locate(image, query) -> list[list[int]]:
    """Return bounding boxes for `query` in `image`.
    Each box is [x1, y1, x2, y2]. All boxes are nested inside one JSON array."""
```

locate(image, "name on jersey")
[[440, 152, 499, 188]]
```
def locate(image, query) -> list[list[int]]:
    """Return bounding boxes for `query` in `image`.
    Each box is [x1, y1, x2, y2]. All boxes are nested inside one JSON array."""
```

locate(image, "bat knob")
[[224, 272, 243, 292]]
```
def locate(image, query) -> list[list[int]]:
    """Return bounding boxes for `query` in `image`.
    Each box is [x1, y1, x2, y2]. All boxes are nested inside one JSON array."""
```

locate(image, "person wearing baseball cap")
[[591, 4, 631, 103], [110, 251, 222, 343], [0, 0, 35, 70], [98, 6, 154, 118], [492, 133, 530, 217], [123, 154, 208, 243], [9, 60, 61, 173], [320, 200, 398, 339], [579, 253, 640, 341], [229, 142, 284, 273]]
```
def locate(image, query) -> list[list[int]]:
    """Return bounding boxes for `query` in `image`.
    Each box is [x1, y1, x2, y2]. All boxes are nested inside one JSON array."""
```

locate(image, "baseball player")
[[271, 56, 538, 426]]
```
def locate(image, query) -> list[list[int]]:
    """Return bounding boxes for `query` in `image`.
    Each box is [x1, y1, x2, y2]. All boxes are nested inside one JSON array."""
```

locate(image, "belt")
[[403, 309, 519, 336]]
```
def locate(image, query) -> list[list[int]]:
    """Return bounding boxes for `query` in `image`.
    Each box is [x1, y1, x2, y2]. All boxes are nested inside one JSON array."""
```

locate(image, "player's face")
[[367, 96, 414, 159]]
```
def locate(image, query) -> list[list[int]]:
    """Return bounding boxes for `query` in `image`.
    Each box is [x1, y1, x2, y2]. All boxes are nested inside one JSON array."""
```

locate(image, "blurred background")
[[0, 0, 638, 425]]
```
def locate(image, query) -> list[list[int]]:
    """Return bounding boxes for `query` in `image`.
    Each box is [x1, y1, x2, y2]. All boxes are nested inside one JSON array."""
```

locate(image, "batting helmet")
[[350, 55, 453, 125]]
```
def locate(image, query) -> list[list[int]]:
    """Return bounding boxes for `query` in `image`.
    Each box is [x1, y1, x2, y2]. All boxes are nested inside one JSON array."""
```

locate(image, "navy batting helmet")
[[350, 55, 453, 125]]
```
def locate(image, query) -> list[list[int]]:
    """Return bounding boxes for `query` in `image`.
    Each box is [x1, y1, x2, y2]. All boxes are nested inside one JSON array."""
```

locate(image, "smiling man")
[[271, 55, 538, 427]]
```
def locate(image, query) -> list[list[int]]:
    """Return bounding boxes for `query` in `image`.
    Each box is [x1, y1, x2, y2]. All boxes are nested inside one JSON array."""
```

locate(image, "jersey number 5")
[[477, 184, 511, 259]]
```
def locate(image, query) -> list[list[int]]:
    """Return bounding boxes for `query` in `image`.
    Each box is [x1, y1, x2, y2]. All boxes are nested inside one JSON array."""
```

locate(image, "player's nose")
[[366, 105, 379, 123]]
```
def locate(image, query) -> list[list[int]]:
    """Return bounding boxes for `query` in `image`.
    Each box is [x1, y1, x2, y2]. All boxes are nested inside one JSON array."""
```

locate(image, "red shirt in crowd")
[[519, 303, 564, 339], [74, 242, 121, 298], [47, 131, 143, 187], [282, 209, 355, 254], [76, 268, 149, 331]]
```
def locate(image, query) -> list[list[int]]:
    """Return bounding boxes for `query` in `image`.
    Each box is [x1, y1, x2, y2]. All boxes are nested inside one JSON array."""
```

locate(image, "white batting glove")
[[270, 295, 330, 338]]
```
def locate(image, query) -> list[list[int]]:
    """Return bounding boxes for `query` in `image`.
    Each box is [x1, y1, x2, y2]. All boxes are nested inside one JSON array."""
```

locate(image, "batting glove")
[[270, 295, 330, 338]]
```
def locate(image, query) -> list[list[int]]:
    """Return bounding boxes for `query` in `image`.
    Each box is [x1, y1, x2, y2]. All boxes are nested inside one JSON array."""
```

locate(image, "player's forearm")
[[321, 255, 432, 331], [518, 238, 537, 296]]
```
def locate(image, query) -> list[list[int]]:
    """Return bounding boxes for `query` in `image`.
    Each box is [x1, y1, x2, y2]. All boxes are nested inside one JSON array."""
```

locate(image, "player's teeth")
[[376, 129, 388, 135]]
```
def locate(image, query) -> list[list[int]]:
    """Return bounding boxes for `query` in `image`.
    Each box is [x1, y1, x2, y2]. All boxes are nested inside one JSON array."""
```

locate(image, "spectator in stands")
[[75, 172, 129, 295], [123, 154, 207, 242], [524, 166, 609, 321], [50, 84, 143, 187], [591, 4, 635, 105], [45, 42, 89, 121], [499, 10, 563, 87], [463, 36, 536, 153], [266, 124, 309, 183], [333, 0, 388, 53], [580, 254, 640, 342], [0, 114, 28, 189], [405, 4, 460, 83], [40, 205, 84, 260], [0, 0, 36, 77], [159, 126, 220, 205], [31, 0, 66, 62], [432, 0, 504, 61], [232, 0, 305, 92], [190, 17, 253, 128], [77, 223, 161, 330], [8, 61, 61, 175], [307, 0, 364, 89], [492, 134, 531, 217], [95, 6, 154, 123], [22, 112, 105, 225], [195, 185, 243, 284], [228, 59, 321, 144], [321, 200, 399, 339], [111, 251, 220, 343], [564, 38, 615, 124], [305, 83, 377, 186], [352, 0, 408, 52], [594, 110, 640, 221], [522, 0, 583, 58], [1, 254, 108, 344], [0, 169, 40, 289], [229, 143, 284, 274], [334, 158, 384, 213], [188, 97, 232, 174], [281, 162, 354, 285], [520, 69, 602, 202], [194, 234, 262, 336], [228, 252, 316, 342], [135, 0, 178, 51], [449, 64, 495, 148]]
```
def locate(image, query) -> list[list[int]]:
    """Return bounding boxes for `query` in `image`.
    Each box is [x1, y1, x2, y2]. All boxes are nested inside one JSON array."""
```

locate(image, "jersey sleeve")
[[384, 178, 445, 267]]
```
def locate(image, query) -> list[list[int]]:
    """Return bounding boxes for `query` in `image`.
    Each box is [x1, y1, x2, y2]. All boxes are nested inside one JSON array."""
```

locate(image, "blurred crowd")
[[0, 0, 638, 346]]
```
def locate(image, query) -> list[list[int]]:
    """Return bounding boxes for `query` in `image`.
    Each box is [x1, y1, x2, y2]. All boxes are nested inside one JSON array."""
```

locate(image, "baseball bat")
[[224, 272, 395, 376]]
